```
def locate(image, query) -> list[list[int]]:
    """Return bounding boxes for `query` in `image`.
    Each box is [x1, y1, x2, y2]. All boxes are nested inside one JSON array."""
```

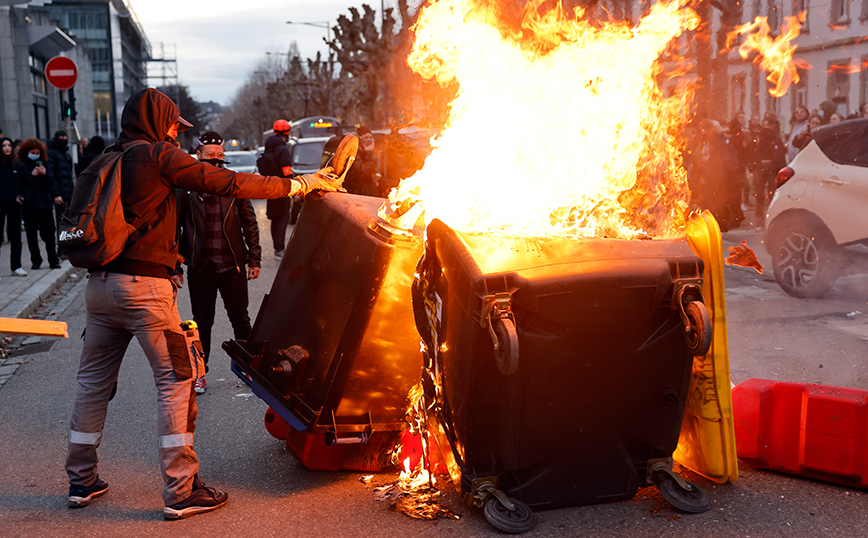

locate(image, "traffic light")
[[61, 89, 77, 120]]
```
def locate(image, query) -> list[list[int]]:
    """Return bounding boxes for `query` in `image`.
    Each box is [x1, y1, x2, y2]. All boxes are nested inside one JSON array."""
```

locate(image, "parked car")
[[765, 118, 868, 298], [224, 150, 258, 174], [287, 136, 331, 223]]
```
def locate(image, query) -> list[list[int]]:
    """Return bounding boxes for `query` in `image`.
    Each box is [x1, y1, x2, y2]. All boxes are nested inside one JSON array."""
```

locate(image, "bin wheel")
[[483, 497, 534, 534], [658, 476, 710, 514], [493, 318, 519, 375], [683, 301, 712, 356]]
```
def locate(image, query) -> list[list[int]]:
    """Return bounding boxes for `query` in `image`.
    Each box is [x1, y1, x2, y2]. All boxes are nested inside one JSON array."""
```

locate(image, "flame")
[[726, 13, 811, 98], [384, 0, 699, 239]]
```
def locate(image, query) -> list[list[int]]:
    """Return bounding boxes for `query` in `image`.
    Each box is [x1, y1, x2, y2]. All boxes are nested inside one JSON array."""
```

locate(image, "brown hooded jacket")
[[99, 88, 300, 278]]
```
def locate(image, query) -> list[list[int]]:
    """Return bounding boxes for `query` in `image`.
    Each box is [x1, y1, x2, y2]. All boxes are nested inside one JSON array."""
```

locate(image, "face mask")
[[28, 153, 40, 161], [200, 158, 224, 168], [55, 139, 68, 151]]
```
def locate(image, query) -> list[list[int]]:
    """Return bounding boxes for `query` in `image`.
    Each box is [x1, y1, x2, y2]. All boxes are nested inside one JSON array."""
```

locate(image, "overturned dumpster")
[[224, 193, 423, 471]]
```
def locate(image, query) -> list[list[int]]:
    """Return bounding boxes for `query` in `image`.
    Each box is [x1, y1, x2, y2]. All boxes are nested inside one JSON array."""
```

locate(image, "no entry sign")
[[45, 56, 78, 90]]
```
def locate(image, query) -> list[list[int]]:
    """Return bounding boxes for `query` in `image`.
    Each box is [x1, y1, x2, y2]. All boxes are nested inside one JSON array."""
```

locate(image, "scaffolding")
[[142, 42, 180, 105]]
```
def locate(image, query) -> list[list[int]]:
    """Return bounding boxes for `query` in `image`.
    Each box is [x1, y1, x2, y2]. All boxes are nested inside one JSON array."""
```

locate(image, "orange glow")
[[383, 0, 700, 239], [726, 13, 811, 98]]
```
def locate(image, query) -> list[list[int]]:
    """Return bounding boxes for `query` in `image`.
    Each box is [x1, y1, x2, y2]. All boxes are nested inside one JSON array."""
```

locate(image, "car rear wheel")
[[769, 221, 839, 298]]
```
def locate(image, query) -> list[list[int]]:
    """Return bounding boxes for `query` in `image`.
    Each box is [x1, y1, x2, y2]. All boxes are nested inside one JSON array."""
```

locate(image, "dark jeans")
[[0, 201, 23, 271], [22, 208, 58, 267], [187, 263, 251, 371], [270, 211, 291, 254], [752, 167, 776, 227]]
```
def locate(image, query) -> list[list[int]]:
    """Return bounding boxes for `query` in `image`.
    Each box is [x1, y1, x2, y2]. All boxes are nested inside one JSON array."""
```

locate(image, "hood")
[[119, 88, 188, 144], [265, 134, 288, 151]]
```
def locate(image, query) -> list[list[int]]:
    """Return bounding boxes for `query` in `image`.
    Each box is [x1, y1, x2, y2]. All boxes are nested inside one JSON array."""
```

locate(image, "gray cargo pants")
[[65, 272, 200, 505]]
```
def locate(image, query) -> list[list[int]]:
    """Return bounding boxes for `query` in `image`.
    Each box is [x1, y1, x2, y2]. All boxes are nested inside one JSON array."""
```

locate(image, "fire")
[[384, 0, 700, 239], [726, 13, 811, 98]]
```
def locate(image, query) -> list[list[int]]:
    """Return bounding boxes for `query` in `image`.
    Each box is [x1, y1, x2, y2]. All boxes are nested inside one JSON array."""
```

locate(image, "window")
[[793, 67, 809, 111], [792, 0, 810, 32], [828, 61, 852, 109], [831, 0, 850, 24], [731, 74, 746, 116], [769, 0, 783, 32]]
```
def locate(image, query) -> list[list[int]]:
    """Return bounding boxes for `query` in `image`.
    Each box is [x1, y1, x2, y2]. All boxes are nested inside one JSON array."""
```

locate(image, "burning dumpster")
[[412, 218, 713, 531], [224, 193, 423, 471]]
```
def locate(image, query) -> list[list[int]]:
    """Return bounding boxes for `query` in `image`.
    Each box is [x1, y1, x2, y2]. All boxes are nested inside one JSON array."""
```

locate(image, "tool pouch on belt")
[[181, 320, 206, 379]]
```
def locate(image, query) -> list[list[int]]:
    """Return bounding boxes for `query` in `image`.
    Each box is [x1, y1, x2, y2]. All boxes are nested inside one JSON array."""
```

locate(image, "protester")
[[751, 117, 787, 230], [47, 130, 74, 259], [176, 131, 261, 395], [259, 119, 293, 259], [17, 138, 61, 270], [0, 136, 26, 276], [64, 88, 343, 519], [343, 126, 380, 196], [76, 135, 105, 175], [819, 100, 837, 124], [829, 112, 844, 124], [786, 105, 809, 162], [792, 114, 824, 153]]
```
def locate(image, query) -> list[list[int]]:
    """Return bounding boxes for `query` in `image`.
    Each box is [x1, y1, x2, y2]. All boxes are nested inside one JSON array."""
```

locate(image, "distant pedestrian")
[[17, 138, 61, 270], [0, 137, 26, 276], [76, 135, 105, 175], [829, 113, 844, 124], [176, 131, 261, 395], [751, 117, 787, 230], [259, 119, 293, 259], [786, 105, 809, 162], [47, 130, 74, 259]]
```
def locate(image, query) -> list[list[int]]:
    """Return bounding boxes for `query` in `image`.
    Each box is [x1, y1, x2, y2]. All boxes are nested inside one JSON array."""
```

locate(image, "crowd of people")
[[686, 101, 868, 232], [0, 130, 106, 278]]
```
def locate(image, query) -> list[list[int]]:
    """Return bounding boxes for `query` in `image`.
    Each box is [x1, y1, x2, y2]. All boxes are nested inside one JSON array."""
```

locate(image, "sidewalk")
[[0, 239, 78, 321]]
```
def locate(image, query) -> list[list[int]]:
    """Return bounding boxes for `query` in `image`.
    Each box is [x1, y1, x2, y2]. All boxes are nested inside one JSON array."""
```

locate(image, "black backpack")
[[256, 151, 280, 177], [58, 141, 149, 269]]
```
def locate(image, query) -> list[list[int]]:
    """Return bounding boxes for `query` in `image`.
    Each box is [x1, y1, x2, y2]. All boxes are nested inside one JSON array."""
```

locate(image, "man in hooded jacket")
[[64, 88, 342, 519]]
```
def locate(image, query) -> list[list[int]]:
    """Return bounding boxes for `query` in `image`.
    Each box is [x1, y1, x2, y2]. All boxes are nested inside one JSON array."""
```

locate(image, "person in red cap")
[[259, 119, 294, 259], [64, 89, 342, 519]]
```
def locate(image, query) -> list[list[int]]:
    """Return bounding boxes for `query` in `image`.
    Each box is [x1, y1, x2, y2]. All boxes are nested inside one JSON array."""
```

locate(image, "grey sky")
[[132, 0, 396, 105]]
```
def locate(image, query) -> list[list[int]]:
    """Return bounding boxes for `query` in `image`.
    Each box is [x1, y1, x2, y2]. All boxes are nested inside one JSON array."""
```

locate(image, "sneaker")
[[194, 377, 207, 394], [275, 250, 284, 261], [31, 264, 41, 270], [163, 475, 228, 519], [50, 263, 62, 269], [13, 268, 27, 277], [68, 476, 109, 508]]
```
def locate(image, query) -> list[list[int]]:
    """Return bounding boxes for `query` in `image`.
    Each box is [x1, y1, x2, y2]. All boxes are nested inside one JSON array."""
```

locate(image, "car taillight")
[[775, 167, 794, 189]]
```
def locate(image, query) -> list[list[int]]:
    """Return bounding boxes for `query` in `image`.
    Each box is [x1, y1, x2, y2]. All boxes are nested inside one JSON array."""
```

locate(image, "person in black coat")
[[0, 136, 27, 276], [75, 135, 106, 175], [18, 138, 62, 269], [48, 129, 74, 258], [260, 120, 294, 259]]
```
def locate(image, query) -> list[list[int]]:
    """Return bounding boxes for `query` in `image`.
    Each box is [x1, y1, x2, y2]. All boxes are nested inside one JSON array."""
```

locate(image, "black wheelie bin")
[[412, 219, 712, 532], [224, 193, 423, 471]]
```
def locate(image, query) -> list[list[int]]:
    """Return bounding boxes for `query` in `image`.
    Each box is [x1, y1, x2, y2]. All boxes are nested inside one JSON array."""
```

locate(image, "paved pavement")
[[0, 234, 79, 389]]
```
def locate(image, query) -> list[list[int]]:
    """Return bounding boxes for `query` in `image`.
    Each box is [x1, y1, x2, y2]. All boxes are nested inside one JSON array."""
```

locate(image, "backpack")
[[256, 151, 279, 177], [58, 141, 149, 269]]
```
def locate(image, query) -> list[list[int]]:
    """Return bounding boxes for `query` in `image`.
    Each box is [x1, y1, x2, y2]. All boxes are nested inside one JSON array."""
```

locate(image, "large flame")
[[385, 0, 700, 239], [726, 13, 811, 98]]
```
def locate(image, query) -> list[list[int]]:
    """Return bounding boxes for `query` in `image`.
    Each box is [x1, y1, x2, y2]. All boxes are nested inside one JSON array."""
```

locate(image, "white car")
[[765, 118, 868, 298], [223, 150, 258, 174]]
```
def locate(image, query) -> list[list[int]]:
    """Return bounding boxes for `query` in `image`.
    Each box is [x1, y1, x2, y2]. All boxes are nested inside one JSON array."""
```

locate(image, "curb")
[[0, 260, 78, 320]]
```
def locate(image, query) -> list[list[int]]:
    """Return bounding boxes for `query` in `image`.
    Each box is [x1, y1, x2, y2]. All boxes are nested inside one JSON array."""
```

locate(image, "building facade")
[[46, 0, 148, 140], [0, 1, 95, 142]]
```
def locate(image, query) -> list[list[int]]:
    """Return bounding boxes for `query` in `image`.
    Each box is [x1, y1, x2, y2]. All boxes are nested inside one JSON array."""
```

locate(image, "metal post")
[[327, 24, 334, 117]]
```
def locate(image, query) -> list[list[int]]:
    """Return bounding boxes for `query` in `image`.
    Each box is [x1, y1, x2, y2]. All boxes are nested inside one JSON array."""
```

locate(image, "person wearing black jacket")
[[63, 88, 342, 520], [260, 120, 293, 259], [0, 136, 27, 276], [176, 131, 261, 395], [75, 135, 106, 175], [17, 138, 61, 270], [47, 130, 74, 258], [749, 117, 787, 229]]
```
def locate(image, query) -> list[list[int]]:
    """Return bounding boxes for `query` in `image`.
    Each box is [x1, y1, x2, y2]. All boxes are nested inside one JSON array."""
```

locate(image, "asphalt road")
[[1, 201, 868, 537]]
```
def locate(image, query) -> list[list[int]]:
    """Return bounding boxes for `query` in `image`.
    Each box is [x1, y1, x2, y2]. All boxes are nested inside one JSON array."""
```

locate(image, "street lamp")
[[286, 20, 334, 117]]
